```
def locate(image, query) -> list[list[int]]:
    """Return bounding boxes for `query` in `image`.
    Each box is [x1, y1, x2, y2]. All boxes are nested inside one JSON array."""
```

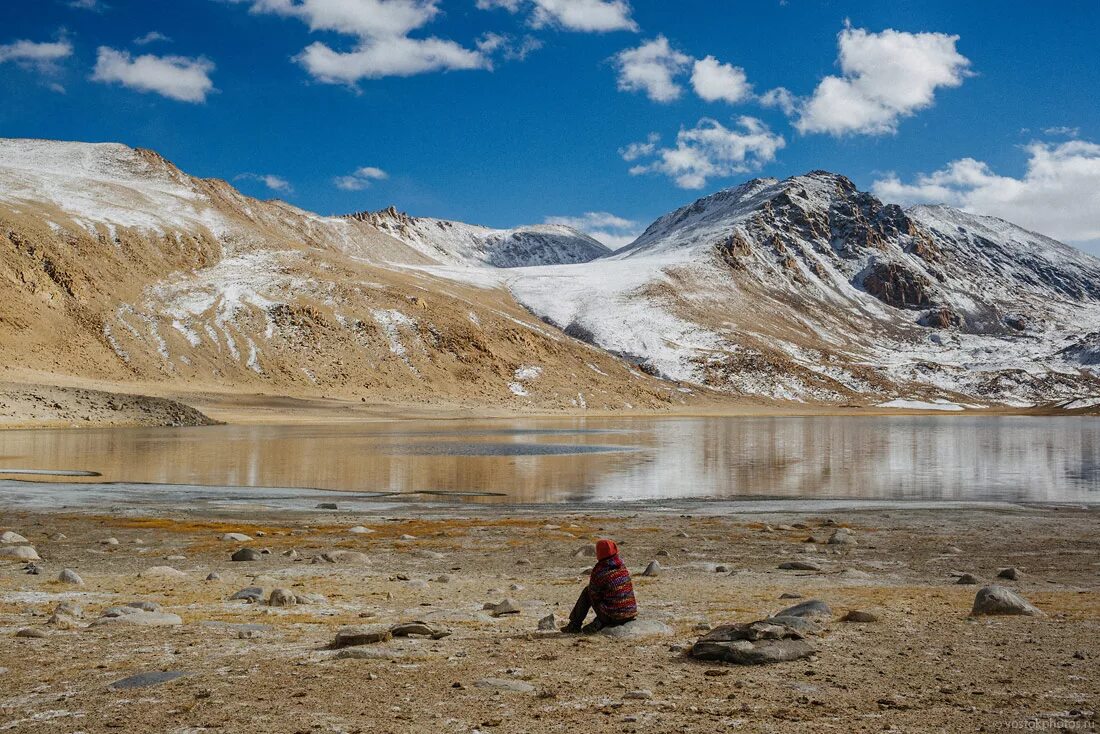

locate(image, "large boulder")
[[691, 620, 815, 665], [971, 586, 1044, 617], [0, 545, 40, 561]]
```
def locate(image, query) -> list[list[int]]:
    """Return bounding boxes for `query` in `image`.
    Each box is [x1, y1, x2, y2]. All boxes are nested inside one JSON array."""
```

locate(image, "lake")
[[0, 416, 1097, 505]]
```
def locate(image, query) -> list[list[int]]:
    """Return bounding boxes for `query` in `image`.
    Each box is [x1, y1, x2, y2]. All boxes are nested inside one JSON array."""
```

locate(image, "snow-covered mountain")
[[347, 206, 609, 267], [507, 171, 1100, 405], [1, 138, 1097, 411]]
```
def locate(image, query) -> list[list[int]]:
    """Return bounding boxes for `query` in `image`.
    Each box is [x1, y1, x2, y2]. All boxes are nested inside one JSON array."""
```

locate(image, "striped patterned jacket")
[[588, 554, 637, 622]]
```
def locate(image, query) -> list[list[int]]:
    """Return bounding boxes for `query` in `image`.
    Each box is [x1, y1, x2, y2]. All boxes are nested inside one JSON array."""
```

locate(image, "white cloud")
[[614, 36, 691, 103], [758, 86, 796, 115], [544, 211, 641, 249], [690, 55, 751, 104], [795, 26, 971, 136], [1044, 126, 1080, 138], [235, 172, 293, 193], [618, 132, 659, 162], [334, 166, 389, 190], [297, 36, 485, 82], [229, 0, 491, 83], [92, 47, 216, 102], [476, 32, 542, 61], [69, 0, 105, 10], [134, 31, 172, 46], [872, 139, 1100, 249], [0, 38, 73, 73], [477, 0, 637, 33], [624, 116, 785, 190]]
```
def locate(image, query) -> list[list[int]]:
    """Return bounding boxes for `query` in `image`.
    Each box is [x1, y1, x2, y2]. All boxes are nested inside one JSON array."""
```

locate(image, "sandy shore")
[[1, 499, 1097, 733]]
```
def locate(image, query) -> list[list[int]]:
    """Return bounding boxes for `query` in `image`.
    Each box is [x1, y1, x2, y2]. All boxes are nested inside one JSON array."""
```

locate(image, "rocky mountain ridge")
[[2, 138, 1098, 413]]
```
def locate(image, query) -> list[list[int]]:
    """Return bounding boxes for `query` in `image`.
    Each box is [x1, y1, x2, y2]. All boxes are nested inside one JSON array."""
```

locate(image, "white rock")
[[348, 526, 374, 535], [599, 620, 674, 639], [1, 531, 29, 544], [92, 611, 183, 627], [138, 566, 188, 580], [0, 545, 40, 561], [221, 533, 253, 542], [58, 568, 84, 585], [101, 537, 120, 546]]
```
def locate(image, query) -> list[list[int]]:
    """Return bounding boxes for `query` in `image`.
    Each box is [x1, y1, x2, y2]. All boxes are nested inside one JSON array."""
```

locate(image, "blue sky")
[[1, 0, 1099, 253]]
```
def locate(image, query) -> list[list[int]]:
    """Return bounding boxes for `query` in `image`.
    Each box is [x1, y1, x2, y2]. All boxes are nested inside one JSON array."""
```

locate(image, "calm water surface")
[[0, 416, 1097, 504]]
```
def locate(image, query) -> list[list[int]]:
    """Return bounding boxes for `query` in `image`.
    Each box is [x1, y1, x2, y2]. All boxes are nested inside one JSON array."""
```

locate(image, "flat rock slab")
[[317, 550, 371, 564], [475, 678, 535, 693], [778, 561, 822, 571], [693, 638, 816, 665], [390, 622, 450, 639], [972, 585, 1044, 617], [332, 626, 392, 649], [109, 671, 190, 690], [774, 599, 832, 619], [92, 611, 183, 627], [599, 620, 674, 639]]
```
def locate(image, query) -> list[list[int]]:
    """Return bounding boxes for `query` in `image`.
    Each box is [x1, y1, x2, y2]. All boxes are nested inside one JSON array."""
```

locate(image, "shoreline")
[[1, 502, 1096, 732]]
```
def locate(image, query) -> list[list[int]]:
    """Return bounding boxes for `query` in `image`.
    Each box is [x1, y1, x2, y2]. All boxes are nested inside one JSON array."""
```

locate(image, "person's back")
[[563, 539, 637, 633]]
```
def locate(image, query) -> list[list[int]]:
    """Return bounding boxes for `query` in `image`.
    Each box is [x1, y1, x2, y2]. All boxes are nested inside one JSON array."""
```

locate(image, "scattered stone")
[[282, 549, 301, 560], [714, 565, 730, 573], [655, 550, 669, 557], [828, 528, 858, 546], [94, 610, 183, 627], [47, 611, 83, 630], [295, 593, 327, 605], [24, 563, 40, 574], [997, 567, 1022, 580], [1, 531, 29, 544], [138, 566, 187, 580], [509, 583, 525, 591], [778, 561, 822, 572], [599, 620, 674, 639], [399, 534, 417, 541], [231, 548, 262, 562], [390, 621, 450, 639], [944, 546, 963, 555], [109, 671, 190, 690], [433, 574, 451, 583], [316, 502, 338, 510], [691, 620, 815, 665], [838, 568, 872, 579], [230, 587, 264, 602], [331, 626, 392, 649], [474, 678, 535, 694], [624, 689, 653, 700], [58, 568, 84, 585], [774, 599, 832, 620], [205, 572, 221, 581], [0, 545, 40, 561], [127, 601, 161, 612], [221, 533, 252, 542], [15, 627, 48, 638], [487, 598, 521, 617], [537, 613, 558, 631], [348, 526, 374, 534], [101, 537, 120, 546], [572, 545, 596, 558], [842, 610, 879, 623], [317, 550, 370, 564], [412, 549, 445, 560], [165, 555, 186, 561], [971, 586, 1044, 617], [54, 601, 83, 618], [779, 593, 803, 600], [956, 573, 981, 585], [268, 588, 297, 607], [676, 531, 690, 538], [641, 560, 661, 577]]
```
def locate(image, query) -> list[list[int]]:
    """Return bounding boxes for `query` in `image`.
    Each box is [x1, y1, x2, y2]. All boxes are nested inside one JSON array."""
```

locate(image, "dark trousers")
[[569, 585, 630, 632]]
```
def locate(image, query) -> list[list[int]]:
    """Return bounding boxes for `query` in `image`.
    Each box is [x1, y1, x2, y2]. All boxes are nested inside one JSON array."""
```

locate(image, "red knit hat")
[[595, 539, 618, 560]]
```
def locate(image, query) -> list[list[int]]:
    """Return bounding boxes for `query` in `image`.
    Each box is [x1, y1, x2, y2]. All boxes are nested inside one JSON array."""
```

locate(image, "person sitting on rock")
[[562, 539, 637, 633]]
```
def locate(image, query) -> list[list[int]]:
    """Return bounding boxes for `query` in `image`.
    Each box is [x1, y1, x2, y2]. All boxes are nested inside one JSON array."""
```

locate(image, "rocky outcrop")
[[861, 261, 935, 309]]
